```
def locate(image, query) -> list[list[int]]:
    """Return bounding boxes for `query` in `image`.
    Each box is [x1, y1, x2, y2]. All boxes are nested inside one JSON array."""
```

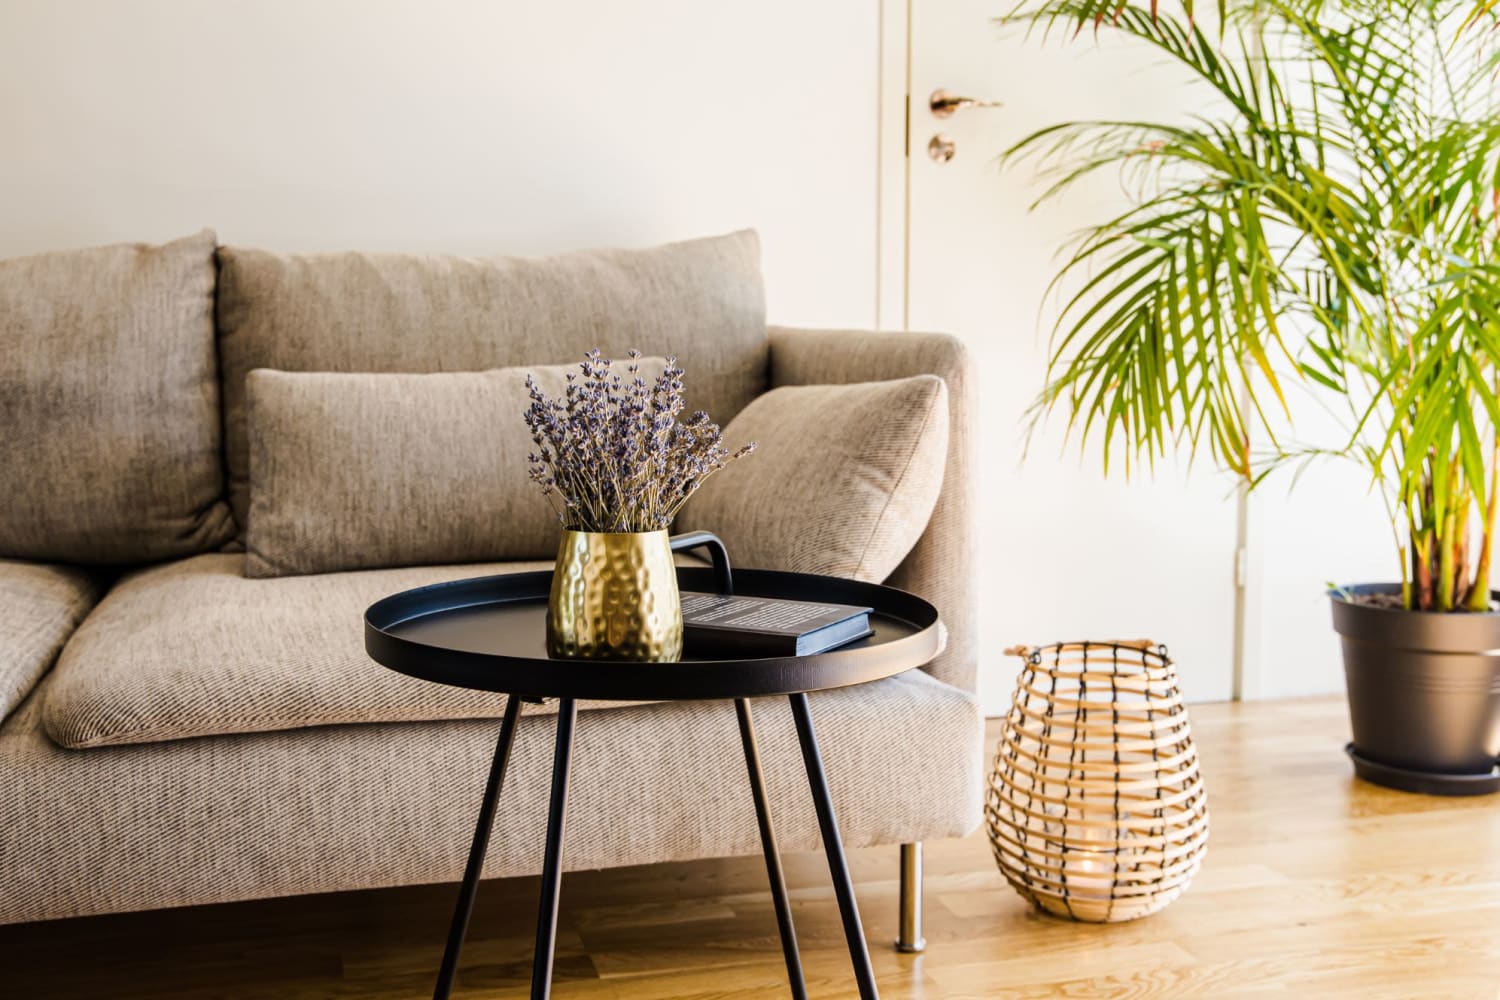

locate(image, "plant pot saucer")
[[1345, 743, 1500, 797]]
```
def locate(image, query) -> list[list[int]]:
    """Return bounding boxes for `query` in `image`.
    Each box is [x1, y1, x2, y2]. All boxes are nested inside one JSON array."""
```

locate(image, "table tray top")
[[365, 566, 943, 701]]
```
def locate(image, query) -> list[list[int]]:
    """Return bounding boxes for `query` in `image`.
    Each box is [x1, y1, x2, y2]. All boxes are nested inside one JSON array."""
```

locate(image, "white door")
[[900, 2, 1242, 713]]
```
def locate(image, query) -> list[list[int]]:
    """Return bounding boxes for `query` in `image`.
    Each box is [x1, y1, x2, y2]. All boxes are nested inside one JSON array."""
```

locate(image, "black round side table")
[[364, 533, 943, 1000]]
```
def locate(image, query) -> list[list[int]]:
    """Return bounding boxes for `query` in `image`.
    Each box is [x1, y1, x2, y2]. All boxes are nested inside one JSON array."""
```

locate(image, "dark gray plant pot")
[[1330, 584, 1500, 790]]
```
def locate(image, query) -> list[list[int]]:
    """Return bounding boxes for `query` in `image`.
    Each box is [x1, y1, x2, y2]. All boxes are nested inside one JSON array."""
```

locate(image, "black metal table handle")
[[669, 530, 733, 595]]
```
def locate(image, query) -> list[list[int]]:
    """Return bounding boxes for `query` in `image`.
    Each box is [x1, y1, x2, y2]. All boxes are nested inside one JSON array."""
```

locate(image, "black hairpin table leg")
[[735, 698, 808, 1000], [433, 696, 522, 1000], [530, 697, 578, 1000], [789, 692, 880, 1000]]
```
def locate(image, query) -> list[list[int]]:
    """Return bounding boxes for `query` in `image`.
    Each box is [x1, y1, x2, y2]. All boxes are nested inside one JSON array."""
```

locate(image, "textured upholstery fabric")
[[217, 231, 767, 536], [42, 554, 661, 749], [0, 231, 235, 563], [2, 668, 982, 924], [768, 328, 976, 694], [245, 359, 666, 577], [678, 377, 948, 583], [0, 560, 103, 723]]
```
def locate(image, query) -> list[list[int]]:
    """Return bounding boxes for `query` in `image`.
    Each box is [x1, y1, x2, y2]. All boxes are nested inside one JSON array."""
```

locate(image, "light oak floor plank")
[[4, 696, 1499, 999]]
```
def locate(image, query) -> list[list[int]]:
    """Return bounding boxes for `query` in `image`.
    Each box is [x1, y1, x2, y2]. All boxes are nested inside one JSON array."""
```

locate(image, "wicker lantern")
[[985, 640, 1209, 923]]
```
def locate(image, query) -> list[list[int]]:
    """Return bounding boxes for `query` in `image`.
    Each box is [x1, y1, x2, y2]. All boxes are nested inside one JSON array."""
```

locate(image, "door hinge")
[[1234, 547, 1248, 589]]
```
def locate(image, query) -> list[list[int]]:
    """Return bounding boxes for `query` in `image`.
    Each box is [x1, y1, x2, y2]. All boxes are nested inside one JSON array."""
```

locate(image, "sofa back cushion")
[[0, 231, 235, 563], [217, 231, 767, 536], [244, 359, 667, 577]]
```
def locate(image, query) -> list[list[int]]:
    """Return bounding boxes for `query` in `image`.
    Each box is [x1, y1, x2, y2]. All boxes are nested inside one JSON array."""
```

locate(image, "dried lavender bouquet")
[[524, 350, 754, 532]]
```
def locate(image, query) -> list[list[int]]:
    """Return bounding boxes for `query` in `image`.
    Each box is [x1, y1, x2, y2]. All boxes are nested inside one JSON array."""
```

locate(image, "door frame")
[[874, 0, 910, 333]]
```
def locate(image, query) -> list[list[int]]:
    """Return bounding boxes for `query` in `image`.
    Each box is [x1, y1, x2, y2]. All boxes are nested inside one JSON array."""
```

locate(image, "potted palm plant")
[[1004, 0, 1500, 791]]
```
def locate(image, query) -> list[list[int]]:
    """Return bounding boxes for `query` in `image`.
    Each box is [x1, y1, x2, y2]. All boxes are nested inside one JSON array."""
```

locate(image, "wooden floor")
[[6, 696, 1500, 999]]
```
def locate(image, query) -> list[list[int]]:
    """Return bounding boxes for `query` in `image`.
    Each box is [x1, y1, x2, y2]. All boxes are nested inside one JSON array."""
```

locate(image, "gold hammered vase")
[[546, 529, 683, 661]]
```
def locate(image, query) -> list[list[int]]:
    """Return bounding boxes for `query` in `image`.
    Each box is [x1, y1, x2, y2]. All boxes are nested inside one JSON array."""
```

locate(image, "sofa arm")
[[768, 327, 977, 695]]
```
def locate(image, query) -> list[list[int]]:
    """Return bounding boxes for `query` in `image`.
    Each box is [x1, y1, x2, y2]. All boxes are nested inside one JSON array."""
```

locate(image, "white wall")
[[0, 0, 882, 328], [1243, 383, 1396, 699]]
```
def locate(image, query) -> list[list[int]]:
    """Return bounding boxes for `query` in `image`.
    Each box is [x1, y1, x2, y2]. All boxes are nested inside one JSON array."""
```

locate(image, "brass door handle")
[[929, 88, 1003, 118]]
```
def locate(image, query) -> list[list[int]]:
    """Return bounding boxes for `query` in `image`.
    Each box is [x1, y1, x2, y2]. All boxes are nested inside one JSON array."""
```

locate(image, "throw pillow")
[[244, 359, 667, 578], [676, 376, 949, 582]]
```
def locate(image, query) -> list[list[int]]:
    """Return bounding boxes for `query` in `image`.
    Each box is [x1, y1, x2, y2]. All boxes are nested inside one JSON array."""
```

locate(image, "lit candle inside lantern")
[[1067, 821, 1114, 900]]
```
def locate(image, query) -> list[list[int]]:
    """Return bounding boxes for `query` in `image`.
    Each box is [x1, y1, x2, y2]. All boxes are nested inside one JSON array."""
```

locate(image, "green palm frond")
[[1004, 0, 1500, 609]]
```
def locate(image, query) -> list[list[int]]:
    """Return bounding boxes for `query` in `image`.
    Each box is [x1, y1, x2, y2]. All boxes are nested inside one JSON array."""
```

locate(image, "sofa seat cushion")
[[3, 666, 981, 923], [43, 554, 620, 749], [217, 231, 767, 536], [0, 560, 104, 722], [0, 231, 236, 563]]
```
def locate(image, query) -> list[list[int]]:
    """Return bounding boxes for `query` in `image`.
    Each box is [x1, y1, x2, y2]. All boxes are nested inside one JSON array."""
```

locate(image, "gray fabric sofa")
[[0, 230, 981, 927]]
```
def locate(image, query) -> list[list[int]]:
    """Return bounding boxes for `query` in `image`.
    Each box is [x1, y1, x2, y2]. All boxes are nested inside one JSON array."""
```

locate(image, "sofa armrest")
[[768, 327, 977, 694]]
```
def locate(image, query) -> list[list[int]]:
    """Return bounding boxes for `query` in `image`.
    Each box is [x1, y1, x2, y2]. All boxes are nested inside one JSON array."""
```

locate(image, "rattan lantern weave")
[[985, 640, 1209, 923]]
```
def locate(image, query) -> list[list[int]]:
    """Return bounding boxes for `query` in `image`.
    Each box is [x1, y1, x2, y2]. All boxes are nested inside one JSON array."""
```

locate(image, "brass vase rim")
[[559, 528, 671, 537]]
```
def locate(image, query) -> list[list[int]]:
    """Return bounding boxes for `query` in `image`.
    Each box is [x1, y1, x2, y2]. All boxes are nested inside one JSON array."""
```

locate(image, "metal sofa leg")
[[896, 842, 927, 953]]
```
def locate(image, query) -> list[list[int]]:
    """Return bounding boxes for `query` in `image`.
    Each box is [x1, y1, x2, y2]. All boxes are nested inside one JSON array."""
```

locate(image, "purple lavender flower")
[[522, 350, 756, 531]]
